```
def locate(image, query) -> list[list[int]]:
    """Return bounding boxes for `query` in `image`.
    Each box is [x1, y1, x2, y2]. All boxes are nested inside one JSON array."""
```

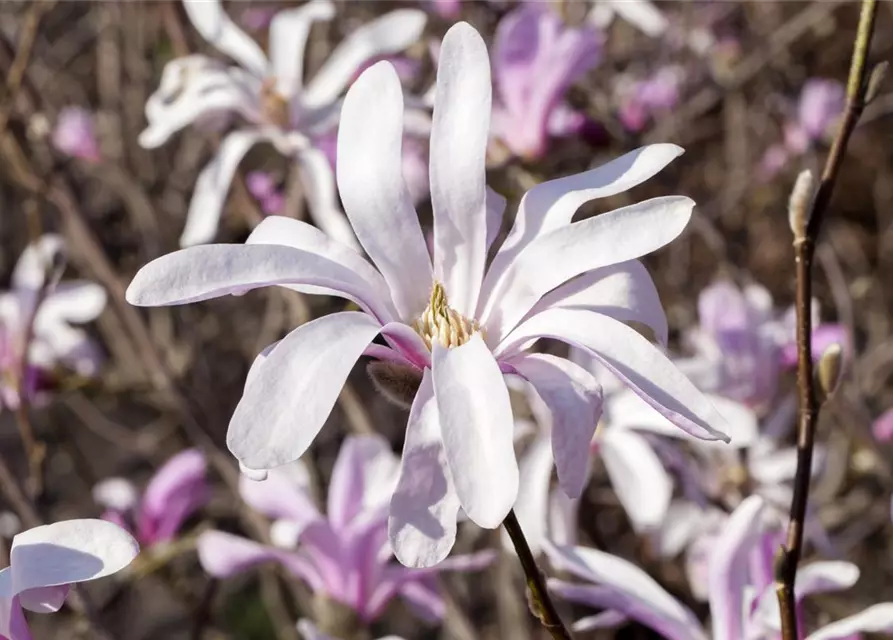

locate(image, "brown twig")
[[503, 510, 573, 640], [774, 2, 880, 638]]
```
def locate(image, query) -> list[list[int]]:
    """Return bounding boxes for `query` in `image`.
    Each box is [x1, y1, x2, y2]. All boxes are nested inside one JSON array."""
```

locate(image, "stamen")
[[414, 282, 479, 350]]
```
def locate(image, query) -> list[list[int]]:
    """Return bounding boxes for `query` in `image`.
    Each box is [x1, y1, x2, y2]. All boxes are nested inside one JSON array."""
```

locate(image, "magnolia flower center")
[[260, 78, 290, 128], [414, 282, 479, 350]]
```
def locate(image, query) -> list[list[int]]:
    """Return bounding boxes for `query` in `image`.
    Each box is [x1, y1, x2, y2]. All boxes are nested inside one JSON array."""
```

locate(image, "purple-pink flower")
[[873, 408, 893, 442], [245, 171, 285, 215], [51, 107, 100, 163], [197, 435, 493, 623], [616, 66, 683, 133], [93, 449, 209, 546]]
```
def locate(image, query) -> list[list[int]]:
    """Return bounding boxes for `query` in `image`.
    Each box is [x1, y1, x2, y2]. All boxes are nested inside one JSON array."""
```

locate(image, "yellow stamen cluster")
[[415, 282, 479, 350]]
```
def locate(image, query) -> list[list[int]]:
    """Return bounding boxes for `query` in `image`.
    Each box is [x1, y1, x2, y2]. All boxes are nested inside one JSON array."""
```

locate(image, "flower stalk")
[[775, 1, 880, 638]]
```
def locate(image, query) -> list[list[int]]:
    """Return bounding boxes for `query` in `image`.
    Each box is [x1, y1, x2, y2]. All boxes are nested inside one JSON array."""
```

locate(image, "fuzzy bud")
[[367, 361, 423, 409], [816, 342, 843, 401], [788, 170, 814, 241]]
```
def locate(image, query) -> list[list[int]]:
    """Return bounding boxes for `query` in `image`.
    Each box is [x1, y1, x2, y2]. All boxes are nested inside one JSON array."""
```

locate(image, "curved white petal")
[[238, 462, 321, 529], [13, 234, 64, 291], [505, 433, 553, 555], [336, 61, 432, 319], [228, 312, 382, 471], [269, 1, 335, 97], [328, 434, 399, 531], [432, 335, 518, 528], [296, 147, 360, 250], [182, 0, 269, 77], [430, 22, 492, 317], [389, 370, 461, 568], [37, 282, 107, 325], [302, 9, 427, 108], [806, 603, 893, 640], [484, 196, 694, 343]]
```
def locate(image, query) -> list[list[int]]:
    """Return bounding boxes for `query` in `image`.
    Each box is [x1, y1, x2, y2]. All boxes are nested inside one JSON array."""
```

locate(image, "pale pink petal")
[[806, 604, 893, 640], [296, 146, 361, 251], [227, 312, 383, 472], [182, 0, 269, 77], [506, 433, 553, 555], [574, 610, 629, 632], [139, 449, 208, 543], [52, 107, 100, 162], [268, 1, 335, 96], [16, 585, 70, 614], [336, 61, 432, 319], [429, 22, 492, 317], [432, 335, 518, 528], [327, 435, 398, 532], [389, 370, 461, 568], [486, 187, 507, 251], [873, 408, 893, 442], [238, 462, 321, 528]]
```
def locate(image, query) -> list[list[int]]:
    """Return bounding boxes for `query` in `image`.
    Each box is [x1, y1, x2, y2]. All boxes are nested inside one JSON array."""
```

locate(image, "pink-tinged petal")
[[328, 435, 399, 533], [16, 584, 70, 614], [806, 603, 893, 640], [182, 0, 269, 77], [0, 586, 33, 640], [139, 449, 208, 543], [238, 462, 321, 529], [574, 610, 629, 632], [600, 429, 672, 532], [228, 312, 383, 471], [296, 147, 361, 251], [781, 323, 848, 368], [181, 130, 266, 247], [429, 22, 492, 317], [8, 520, 138, 593], [481, 144, 683, 315], [485, 196, 694, 343], [529, 260, 668, 346], [268, 1, 335, 96], [511, 354, 602, 498], [196, 530, 322, 589], [52, 107, 100, 163], [432, 335, 518, 528], [430, 0, 460, 18], [336, 61, 432, 319], [398, 578, 445, 623], [389, 370, 461, 568], [303, 9, 427, 108], [544, 545, 705, 640], [707, 495, 767, 640], [873, 408, 893, 442], [92, 478, 139, 513], [500, 309, 729, 443], [126, 244, 394, 323], [798, 79, 846, 141], [486, 187, 507, 251], [507, 433, 553, 555]]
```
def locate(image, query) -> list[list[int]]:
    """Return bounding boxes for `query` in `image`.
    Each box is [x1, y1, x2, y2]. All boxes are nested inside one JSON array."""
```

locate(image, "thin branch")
[[503, 510, 573, 640], [775, 2, 880, 638]]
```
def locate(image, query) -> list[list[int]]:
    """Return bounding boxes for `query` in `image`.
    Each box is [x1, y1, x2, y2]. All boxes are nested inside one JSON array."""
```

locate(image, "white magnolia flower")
[[140, 0, 427, 248], [127, 22, 728, 568]]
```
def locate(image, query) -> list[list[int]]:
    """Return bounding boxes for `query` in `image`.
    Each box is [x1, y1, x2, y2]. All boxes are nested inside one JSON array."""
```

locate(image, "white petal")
[[302, 9, 427, 108], [336, 61, 432, 319], [510, 353, 602, 498], [9, 519, 138, 593], [296, 147, 360, 250], [269, 1, 335, 96], [13, 234, 64, 291], [486, 187, 507, 251], [432, 335, 518, 528], [389, 370, 461, 568], [36, 282, 106, 325], [505, 434, 553, 555], [806, 603, 893, 640], [485, 196, 694, 343], [92, 478, 139, 513], [430, 22, 492, 317], [182, 0, 269, 77], [608, 0, 668, 37], [481, 144, 683, 314], [600, 429, 672, 532], [500, 309, 729, 443], [227, 312, 382, 471]]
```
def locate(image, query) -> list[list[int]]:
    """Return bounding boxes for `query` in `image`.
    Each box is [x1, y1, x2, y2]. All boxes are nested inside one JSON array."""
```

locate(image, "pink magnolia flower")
[[0, 235, 107, 410], [245, 171, 285, 215], [0, 519, 138, 640], [52, 107, 100, 163], [93, 449, 208, 546], [616, 66, 684, 133], [198, 435, 493, 623], [490, 4, 603, 160], [127, 22, 728, 567], [140, 0, 427, 247], [545, 495, 893, 639]]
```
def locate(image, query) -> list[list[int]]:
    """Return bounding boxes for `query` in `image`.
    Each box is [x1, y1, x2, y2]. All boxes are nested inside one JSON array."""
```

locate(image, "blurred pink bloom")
[[429, 0, 461, 19], [0, 519, 138, 640], [51, 107, 100, 163], [239, 6, 276, 31], [245, 171, 285, 214], [616, 66, 683, 133], [127, 24, 728, 567], [0, 235, 107, 411], [198, 436, 493, 623], [140, 0, 428, 248], [873, 408, 893, 442], [93, 449, 209, 546], [546, 495, 893, 639], [490, 5, 603, 159]]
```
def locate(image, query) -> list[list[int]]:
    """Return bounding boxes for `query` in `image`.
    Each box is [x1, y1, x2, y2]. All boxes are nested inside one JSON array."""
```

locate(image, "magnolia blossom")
[[51, 107, 100, 163], [545, 495, 893, 639], [0, 519, 138, 640], [127, 22, 729, 567], [198, 435, 493, 623], [489, 4, 603, 160], [616, 66, 684, 133], [140, 0, 427, 247], [0, 235, 106, 410], [93, 449, 208, 547]]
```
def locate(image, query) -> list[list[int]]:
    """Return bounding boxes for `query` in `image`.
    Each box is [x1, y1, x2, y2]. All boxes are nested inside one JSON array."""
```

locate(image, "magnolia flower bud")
[[816, 342, 843, 401], [367, 361, 424, 409], [788, 169, 814, 241]]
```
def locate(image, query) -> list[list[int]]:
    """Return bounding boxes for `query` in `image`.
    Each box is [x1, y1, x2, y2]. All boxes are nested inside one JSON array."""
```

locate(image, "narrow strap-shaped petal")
[[484, 196, 694, 343], [238, 462, 321, 528], [504, 433, 553, 555], [389, 370, 461, 568], [12, 234, 63, 291], [227, 312, 383, 471], [268, 1, 334, 97], [432, 335, 518, 529], [182, 0, 269, 77], [138, 449, 208, 544], [336, 61, 432, 319], [328, 435, 399, 533], [37, 282, 107, 325], [430, 22, 492, 317], [499, 309, 729, 443], [510, 353, 602, 499], [302, 9, 427, 108], [573, 610, 629, 633], [806, 603, 893, 640], [296, 146, 360, 251]]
